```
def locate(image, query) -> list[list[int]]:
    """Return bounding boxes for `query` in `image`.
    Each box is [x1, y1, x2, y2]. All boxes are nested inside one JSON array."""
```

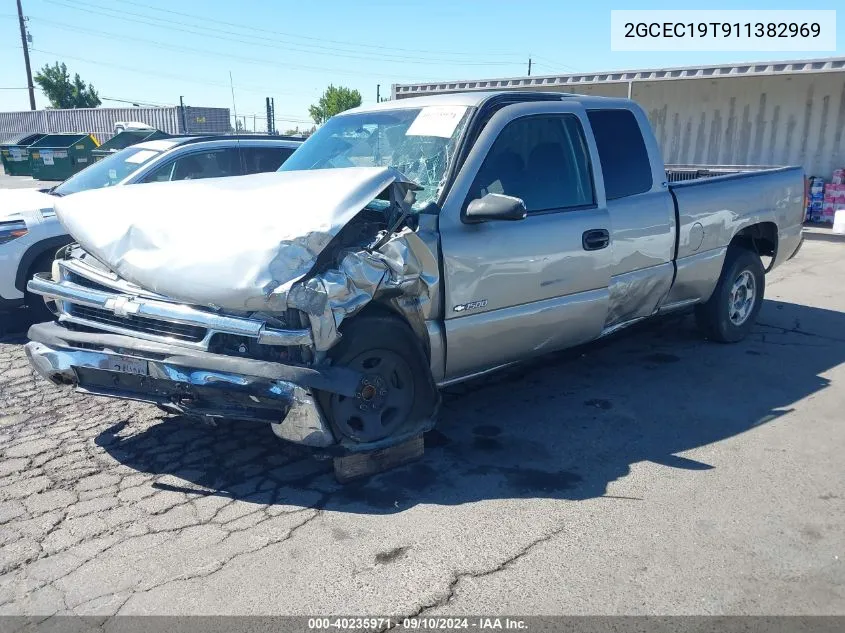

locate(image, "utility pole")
[[17, 0, 35, 110], [376, 84, 380, 103], [179, 95, 188, 133], [527, 57, 532, 77]]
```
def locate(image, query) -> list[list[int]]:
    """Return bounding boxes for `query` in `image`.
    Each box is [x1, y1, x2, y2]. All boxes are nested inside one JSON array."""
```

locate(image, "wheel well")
[[16, 237, 73, 292], [731, 222, 777, 271], [341, 301, 431, 361]]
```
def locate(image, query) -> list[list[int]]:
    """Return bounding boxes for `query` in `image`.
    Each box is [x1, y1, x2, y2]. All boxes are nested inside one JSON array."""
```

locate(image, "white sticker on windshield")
[[406, 106, 467, 138], [108, 169, 117, 180], [125, 149, 157, 164]]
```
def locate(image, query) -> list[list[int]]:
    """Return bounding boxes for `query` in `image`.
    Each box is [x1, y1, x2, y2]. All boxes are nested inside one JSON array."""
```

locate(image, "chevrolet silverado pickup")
[[24, 91, 805, 473]]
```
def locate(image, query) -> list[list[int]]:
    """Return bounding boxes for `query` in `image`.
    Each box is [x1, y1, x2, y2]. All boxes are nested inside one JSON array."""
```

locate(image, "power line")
[[101, 96, 173, 107], [27, 16, 445, 81], [28, 47, 314, 121], [42, 0, 523, 67], [108, 0, 523, 59], [530, 55, 581, 73], [28, 47, 293, 96]]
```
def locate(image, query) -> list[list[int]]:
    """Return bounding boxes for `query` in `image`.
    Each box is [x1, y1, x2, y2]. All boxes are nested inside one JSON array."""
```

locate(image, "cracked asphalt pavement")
[[0, 237, 843, 616]]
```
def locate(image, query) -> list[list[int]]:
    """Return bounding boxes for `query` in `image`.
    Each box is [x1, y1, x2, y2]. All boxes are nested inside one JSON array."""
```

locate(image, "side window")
[[242, 147, 294, 174], [467, 114, 595, 214], [142, 148, 242, 183], [142, 162, 174, 183], [586, 109, 653, 200]]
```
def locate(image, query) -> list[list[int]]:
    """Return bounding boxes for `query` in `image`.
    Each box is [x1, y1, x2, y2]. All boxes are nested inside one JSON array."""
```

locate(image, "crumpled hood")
[[54, 167, 413, 311], [0, 188, 56, 222]]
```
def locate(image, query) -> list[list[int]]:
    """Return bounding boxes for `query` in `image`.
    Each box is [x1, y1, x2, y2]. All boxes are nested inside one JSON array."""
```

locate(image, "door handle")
[[582, 229, 610, 251]]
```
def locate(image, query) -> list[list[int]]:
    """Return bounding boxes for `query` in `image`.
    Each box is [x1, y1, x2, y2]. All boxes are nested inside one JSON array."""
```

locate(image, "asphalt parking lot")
[[0, 234, 843, 616], [0, 171, 55, 190]]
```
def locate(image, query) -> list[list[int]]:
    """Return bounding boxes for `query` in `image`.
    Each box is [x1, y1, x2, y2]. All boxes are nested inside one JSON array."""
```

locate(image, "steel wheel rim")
[[330, 348, 415, 442], [728, 270, 756, 326]]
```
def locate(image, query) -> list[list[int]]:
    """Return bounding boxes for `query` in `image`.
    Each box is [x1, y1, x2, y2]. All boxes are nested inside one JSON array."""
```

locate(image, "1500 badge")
[[453, 299, 488, 313]]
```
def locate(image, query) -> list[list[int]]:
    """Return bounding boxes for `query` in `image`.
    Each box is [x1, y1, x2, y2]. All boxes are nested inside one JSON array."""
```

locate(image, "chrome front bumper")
[[27, 271, 312, 350], [24, 322, 365, 449]]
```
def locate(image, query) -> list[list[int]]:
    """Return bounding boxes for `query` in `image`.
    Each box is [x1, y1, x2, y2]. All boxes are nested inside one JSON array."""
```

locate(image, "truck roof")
[[131, 135, 304, 152], [343, 91, 626, 114]]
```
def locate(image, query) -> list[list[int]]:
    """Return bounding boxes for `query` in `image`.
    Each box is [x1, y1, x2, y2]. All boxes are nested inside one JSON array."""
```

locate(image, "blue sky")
[[1, 0, 842, 131]]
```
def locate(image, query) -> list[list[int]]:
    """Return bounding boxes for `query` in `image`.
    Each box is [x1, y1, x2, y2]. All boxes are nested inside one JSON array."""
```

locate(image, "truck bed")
[[666, 164, 805, 275], [665, 163, 795, 183]]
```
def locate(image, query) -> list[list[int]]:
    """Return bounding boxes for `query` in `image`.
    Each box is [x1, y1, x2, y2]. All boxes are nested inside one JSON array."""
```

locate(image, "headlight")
[[0, 220, 28, 245]]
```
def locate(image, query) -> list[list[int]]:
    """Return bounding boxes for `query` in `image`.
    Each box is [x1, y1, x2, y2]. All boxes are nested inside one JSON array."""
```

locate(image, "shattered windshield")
[[279, 105, 472, 207], [53, 146, 162, 196]]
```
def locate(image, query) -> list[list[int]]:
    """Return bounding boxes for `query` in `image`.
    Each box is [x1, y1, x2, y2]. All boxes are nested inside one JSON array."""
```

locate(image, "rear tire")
[[25, 252, 58, 323], [317, 313, 434, 445], [695, 245, 765, 343]]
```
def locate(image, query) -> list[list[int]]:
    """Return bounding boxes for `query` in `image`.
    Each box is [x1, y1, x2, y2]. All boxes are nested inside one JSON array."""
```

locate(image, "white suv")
[[0, 135, 301, 319]]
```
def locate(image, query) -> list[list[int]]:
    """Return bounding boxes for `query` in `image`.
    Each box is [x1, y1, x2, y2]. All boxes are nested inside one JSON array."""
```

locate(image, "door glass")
[[243, 147, 294, 174], [142, 148, 242, 183], [468, 114, 595, 213], [586, 109, 652, 200]]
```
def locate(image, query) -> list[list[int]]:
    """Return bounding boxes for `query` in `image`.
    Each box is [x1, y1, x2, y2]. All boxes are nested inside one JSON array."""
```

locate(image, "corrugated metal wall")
[[633, 74, 845, 177], [0, 106, 231, 144]]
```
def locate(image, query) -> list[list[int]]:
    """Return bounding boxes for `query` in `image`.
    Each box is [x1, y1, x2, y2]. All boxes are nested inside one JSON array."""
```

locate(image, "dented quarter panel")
[[666, 166, 804, 304], [662, 247, 727, 307], [670, 167, 804, 266], [604, 263, 674, 330]]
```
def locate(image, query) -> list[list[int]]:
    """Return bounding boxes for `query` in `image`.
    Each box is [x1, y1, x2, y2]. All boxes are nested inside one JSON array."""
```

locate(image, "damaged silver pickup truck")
[[25, 91, 805, 473]]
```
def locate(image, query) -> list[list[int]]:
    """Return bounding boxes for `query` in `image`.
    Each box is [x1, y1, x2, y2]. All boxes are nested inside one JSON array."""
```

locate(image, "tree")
[[308, 85, 361, 125], [34, 62, 101, 108]]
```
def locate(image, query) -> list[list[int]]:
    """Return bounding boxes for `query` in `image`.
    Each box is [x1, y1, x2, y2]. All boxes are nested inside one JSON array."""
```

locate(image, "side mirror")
[[464, 193, 527, 223]]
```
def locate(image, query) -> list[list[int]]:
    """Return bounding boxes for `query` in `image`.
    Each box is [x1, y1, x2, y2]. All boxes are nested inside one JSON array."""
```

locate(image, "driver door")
[[438, 101, 613, 381]]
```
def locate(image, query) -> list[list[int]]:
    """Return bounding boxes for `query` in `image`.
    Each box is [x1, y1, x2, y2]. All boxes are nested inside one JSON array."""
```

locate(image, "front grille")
[[68, 304, 207, 342], [65, 270, 116, 294]]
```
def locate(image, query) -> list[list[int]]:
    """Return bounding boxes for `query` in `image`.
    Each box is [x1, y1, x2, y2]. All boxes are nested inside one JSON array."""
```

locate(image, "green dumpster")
[[0, 133, 47, 176], [91, 129, 170, 163], [29, 133, 100, 181]]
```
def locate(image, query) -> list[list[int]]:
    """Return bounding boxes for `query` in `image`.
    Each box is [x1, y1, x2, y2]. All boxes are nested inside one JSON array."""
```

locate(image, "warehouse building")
[[0, 105, 231, 145], [393, 56, 845, 178]]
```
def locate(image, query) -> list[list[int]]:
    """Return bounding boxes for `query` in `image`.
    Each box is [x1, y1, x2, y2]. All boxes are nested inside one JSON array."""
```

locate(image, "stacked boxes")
[[822, 169, 845, 225], [807, 176, 825, 222], [806, 169, 845, 224]]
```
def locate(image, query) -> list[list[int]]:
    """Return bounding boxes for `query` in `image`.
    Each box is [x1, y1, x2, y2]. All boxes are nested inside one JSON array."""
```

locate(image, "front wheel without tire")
[[695, 245, 765, 343], [317, 314, 434, 445]]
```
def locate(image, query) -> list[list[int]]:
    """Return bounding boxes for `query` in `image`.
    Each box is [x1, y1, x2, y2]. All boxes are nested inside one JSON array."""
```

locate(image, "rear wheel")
[[317, 313, 433, 445], [695, 245, 765, 343]]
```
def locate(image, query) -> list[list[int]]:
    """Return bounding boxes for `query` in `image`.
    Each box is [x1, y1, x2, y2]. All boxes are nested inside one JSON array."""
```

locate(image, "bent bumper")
[[24, 321, 363, 448]]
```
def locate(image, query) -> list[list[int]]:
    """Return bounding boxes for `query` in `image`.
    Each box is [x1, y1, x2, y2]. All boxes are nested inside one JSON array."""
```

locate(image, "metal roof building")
[[393, 56, 845, 177], [0, 105, 231, 146]]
